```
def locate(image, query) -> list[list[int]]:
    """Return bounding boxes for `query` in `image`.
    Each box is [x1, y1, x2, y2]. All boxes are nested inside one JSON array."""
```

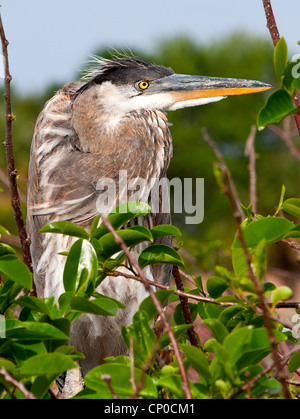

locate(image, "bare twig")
[[0, 168, 27, 203], [110, 270, 300, 309], [268, 123, 300, 163], [0, 367, 36, 399], [101, 374, 119, 399], [172, 265, 200, 348], [280, 238, 300, 253], [262, 0, 300, 134], [0, 13, 32, 271], [202, 127, 244, 221], [101, 216, 192, 399], [129, 336, 138, 399], [1, 233, 21, 248], [244, 126, 258, 214]]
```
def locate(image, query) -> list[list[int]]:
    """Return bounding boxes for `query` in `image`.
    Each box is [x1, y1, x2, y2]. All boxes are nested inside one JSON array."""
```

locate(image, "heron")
[[27, 55, 271, 394]]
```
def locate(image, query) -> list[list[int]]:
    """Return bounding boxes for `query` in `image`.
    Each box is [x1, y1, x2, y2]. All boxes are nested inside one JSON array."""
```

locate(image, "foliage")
[[0, 197, 300, 399], [257, 37, 300, 128]]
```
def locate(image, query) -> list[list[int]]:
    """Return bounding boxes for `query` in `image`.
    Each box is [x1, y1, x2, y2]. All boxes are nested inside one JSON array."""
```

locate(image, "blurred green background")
[[1, 33, 300, 274]]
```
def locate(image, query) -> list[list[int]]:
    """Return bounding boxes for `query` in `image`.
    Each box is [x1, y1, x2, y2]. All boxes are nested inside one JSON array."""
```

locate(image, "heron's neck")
[[71, 88, 173, 167]]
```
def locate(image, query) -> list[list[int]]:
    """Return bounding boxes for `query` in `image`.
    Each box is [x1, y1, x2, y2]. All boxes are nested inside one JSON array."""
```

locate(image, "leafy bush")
[[0, 195, 300, 399]]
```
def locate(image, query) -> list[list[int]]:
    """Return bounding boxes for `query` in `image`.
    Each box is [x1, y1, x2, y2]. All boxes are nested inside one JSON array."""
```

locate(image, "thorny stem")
[[262, 0, 300, 134], [0, 13, 32, 273], [101, 216, 192, 399]]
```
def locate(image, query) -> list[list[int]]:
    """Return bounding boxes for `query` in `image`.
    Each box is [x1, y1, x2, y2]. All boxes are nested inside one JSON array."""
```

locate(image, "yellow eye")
[[138, 80, 149, 90]]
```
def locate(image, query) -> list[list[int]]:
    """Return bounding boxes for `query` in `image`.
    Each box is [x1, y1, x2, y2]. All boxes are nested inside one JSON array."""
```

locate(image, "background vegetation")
[[2, 32, 300, 272]]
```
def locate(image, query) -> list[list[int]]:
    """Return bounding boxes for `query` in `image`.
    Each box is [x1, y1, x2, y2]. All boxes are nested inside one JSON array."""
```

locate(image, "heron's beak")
[[147, 74, 272, 111]]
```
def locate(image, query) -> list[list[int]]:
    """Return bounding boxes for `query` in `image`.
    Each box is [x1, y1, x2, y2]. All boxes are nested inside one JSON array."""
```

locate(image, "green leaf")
[[237, 217, 295, 248], [282, 198, 300, 218], [0, 255, 32, 290], [90, 201, 151, 239], [274, 37, 288, 82], [159, 324, 193, 349], [97, 226, 153, 261], [288, 350, 300, 373], [271, 286, 293, 307], [156, 375, 184, 398], [236, 329, 287, 370], [138, 244, 185, 269], [223, 327, 253, 366], [293, 74, 300, 90], [181, 344, 211, 383], [132, 311, 156, 360], [203, 318, 228, 343], [232, 217, 294, 277], [173, 302, 198, 325], [0, 226, 10, 236], [274, 185, 286, 216], [139, 289, 174, 321], [16, 296, 53, 316], [218, 305, 245, 326], [39, 221, 89, 239], [284, 224, 300, 239], [83, 363, 157, 399], [257, 89, 300, 129], [282, 61, 300, 95], [206, 276, 228, 298], [253, 239, 267, 282], [0, 243, 16, 257], [63, 239, 98, 294], [70, 296, 120, 316], [150, 224, 182, 239], [5, 320, 69, 341], [19, 353, 77, 376]]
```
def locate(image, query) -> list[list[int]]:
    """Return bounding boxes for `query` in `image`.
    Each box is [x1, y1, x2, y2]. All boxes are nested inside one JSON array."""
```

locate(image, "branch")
[[172, 265, 200, 348], [101, 374, 119, 399], [101, 216, 192, 399], [0, 13, 32, 271], [262, 0, 300, 134], [219, 165, 291, 399], [0, 367, 36, 399], [268, 123, 300, 163], [110, 269, 300, 310], [244, 126, 258, 214], [202, 127, 244, 221], [279, 238, 300, 253]]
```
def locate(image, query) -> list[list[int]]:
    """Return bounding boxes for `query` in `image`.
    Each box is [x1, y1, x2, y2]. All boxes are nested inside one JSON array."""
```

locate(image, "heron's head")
[[77, 55, 272, 115]]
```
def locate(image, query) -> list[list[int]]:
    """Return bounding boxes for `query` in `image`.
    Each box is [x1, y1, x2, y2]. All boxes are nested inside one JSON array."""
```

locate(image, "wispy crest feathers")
[[80, 50, 154, 82]]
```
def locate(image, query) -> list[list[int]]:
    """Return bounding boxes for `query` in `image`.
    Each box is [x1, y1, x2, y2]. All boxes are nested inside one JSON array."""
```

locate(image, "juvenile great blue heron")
[[27, 55, 271, 391]]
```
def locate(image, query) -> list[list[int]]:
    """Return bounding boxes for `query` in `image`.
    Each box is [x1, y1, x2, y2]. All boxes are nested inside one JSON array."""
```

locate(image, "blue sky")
[[1, 0, 299, 95]]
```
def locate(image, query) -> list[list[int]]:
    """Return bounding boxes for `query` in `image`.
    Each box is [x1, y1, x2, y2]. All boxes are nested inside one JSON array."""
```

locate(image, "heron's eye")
[[138, 80, 149, 90]]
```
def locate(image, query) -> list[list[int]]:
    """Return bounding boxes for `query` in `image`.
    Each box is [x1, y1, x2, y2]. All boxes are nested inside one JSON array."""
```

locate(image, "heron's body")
[[27, 56, 271, 390]]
